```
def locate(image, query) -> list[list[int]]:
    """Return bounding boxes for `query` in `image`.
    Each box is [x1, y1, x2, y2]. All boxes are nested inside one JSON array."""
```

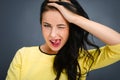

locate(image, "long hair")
[[40, 0, 100, 80]]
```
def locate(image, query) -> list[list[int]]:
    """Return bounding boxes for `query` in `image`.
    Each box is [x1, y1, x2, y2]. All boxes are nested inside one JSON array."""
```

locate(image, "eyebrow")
[[42, 22, 51, 26], [43, 22, 51, 25], [57, 24, 66, 27]]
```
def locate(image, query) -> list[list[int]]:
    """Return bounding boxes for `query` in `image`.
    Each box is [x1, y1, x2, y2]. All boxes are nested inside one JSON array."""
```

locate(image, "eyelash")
[[44, 24, 51, 27], [58, 26, 65, 29], [43, 24, 66, 29]]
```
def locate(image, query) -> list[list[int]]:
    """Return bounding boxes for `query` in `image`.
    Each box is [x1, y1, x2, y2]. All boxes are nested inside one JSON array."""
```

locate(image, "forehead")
[[49, 0, 70, 3], [42, 10, 68, 24], [43, 10, 62, 18], [49, 0, 70, 1]]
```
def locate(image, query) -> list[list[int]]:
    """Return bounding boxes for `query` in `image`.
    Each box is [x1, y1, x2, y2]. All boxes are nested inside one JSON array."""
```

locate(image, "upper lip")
[[50, 39, 61, 43]]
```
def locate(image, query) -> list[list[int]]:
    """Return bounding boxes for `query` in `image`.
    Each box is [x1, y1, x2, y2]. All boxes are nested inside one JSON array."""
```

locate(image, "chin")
[[50, 46, 62, 52], [51, 48, 60, 52]]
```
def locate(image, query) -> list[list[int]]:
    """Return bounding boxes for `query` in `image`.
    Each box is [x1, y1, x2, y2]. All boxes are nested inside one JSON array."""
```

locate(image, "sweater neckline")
[[39, 45, 57, 55]]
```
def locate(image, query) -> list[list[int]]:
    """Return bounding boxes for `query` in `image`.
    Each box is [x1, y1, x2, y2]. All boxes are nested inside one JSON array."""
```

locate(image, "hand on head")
[[49, 0, 70, 3], [47, 1, 78, 23]]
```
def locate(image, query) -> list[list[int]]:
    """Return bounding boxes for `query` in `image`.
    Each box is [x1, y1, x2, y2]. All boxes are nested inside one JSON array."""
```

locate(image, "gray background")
[[0, 0, 120, 80]]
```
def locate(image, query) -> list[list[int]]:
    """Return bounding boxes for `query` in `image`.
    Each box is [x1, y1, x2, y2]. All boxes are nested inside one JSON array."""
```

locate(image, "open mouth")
[[50, 39, 61, 47]]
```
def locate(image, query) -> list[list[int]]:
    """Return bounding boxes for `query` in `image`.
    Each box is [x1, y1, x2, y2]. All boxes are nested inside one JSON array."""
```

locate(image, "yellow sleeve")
[[6, 49, 22, 80], [89, 44, 120, 71]]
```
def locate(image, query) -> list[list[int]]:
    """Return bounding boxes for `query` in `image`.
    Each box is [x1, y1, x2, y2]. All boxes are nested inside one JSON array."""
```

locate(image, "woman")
[[6, 0, 120, 80]]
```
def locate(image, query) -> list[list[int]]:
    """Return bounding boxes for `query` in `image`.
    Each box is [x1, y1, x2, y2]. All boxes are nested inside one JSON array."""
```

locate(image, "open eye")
[[43, 22, 51, 28], [44, 24, 50, 27]]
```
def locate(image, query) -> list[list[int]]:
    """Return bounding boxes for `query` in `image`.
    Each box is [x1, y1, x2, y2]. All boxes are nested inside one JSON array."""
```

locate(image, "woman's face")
[[41, 10, 69, 54]]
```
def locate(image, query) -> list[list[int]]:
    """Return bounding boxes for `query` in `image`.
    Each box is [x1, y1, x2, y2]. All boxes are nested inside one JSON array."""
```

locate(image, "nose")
[[50, 27, 58, 38]]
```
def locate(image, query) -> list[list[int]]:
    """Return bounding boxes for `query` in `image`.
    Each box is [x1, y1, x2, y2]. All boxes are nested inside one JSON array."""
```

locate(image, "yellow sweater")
[[6, 44, 120, 80]]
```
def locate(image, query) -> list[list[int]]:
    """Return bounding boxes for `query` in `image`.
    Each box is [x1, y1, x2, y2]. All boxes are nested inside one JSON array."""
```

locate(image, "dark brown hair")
[[40, 0, 100, 80]]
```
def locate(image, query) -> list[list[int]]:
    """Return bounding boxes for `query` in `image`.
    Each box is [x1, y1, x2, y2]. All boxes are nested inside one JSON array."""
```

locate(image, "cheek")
[[60, 29, 69, 40], [42, 28, 50, 39]]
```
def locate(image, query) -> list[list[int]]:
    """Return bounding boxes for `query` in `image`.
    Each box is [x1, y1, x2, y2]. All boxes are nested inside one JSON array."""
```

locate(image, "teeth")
[[51, 40, 56, 43], [50, 39, 60, 44]]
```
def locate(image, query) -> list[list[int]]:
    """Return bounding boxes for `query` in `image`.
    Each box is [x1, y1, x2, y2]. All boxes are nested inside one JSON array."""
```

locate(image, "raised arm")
[[48, 2, 120, 45], [73, 15, 120, 45]]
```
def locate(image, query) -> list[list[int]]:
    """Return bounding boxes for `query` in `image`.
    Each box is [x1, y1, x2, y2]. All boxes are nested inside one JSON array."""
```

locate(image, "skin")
[[41, 10, 69, 54], [49, 0, 71, 3], [48, 2, 120, 45]]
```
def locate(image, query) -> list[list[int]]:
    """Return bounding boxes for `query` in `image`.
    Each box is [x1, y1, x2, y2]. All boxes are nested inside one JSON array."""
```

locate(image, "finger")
[[47, 3, 62, 9], [47, 2, 65, 13]]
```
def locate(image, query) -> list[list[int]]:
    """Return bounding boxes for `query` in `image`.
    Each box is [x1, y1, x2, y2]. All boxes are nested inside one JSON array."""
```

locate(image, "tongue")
[[51, 40, 60, 45]]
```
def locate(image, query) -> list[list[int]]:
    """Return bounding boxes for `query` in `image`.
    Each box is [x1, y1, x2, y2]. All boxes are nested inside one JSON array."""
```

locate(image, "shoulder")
[[15, 46, 40, 58], [18, 46, 39, 53], [9, 46, 41, 71]]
